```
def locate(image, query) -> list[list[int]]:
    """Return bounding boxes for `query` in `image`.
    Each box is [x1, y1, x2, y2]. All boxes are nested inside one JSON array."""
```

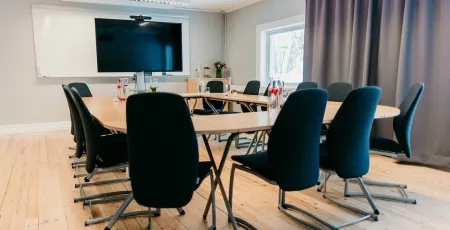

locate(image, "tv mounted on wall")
[[95, 18, 183, 73]]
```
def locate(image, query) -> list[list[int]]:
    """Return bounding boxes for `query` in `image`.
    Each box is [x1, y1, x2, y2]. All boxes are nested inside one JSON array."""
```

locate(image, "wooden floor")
[[0, 131, 449, 230]]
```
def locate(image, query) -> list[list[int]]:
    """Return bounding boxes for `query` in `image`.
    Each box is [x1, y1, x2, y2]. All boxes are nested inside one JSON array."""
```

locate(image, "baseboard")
[[0, 122, 71, 135]]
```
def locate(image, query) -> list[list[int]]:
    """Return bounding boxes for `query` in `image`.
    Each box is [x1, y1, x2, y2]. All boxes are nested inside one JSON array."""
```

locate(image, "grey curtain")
[[304, 0, 450, 169]]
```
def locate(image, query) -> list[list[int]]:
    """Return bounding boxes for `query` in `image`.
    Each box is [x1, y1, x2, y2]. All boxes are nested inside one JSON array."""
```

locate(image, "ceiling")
[[64, 0, 264, 13]]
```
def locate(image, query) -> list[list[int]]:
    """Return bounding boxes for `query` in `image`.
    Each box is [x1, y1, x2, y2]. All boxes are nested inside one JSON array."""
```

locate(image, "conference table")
[[83, 93, 400, 230]]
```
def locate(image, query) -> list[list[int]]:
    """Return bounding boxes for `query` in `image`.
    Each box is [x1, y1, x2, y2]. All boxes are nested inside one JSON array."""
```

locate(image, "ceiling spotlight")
[[130, 0, 188, 7]]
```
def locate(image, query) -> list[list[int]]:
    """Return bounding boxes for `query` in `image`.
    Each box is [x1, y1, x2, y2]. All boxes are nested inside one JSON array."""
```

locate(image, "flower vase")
[[216, 69, 222, 78]]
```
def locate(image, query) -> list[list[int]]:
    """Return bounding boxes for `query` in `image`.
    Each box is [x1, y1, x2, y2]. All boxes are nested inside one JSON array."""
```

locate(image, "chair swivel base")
[[279, 190, 335, 230], [75, 177, 130, 188], [345, 179, 417, 204], [92, 193, 186, 229], [317, 172, 379, 221], [74, 190, 132, 203]]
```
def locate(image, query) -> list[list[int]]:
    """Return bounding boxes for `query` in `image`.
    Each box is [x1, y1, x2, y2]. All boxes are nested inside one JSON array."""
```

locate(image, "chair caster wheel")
[[374, 216, 379, 221], [84, 178, 90, 182], [179, 210, 185, 215], [84, 222, 88, 226], [413, 200, 417, 204], [344, 194, 350, 197], [74, 199, 77, 203], [202, 215, 207, 220], [316, 182, 321, 185], [322, 195, 326, 199], [104, 227, 111, 230], [374, 210, 380, 215], [317, 188, 322, 192]]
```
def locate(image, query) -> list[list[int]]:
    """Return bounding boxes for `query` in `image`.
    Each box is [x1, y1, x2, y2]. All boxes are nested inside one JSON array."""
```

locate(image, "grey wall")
[[0, 0, 224, 126], [226, 0, 306, 85]]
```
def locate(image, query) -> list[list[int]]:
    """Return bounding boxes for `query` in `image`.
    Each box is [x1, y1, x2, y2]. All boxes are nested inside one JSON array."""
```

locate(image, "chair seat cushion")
[[231, 151, 274, 180], [193, 109, 221, 115], [96, 134, 129, 168], [319, 143, 334, 171], [196, 161, 214, 190], [219, 110, 239, 114], [370, 136, 402, 153]]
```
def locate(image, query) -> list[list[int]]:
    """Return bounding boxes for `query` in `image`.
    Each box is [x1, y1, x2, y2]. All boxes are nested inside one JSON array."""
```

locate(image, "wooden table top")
[[180, 93, 269, 105], [83, 95, 400, 135]]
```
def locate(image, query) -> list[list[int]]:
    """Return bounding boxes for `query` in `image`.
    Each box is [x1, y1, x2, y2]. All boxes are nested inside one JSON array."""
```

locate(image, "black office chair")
[[229, 89, 329, 229], [345, 83, 424, 204], [296, 81, 318, 91], [317, 87, 382, 227], [102, 93, 216, 230], [327, 82, 353, 102], [68, 82, 93, 97], [70, 88, 132, 211], [193, 81, 226, 115], [62, 85, 86, 161], [320, 82, 353, 137], [67, 83, 92, 152], [63, 84, 113, 176], [233, 80, 261, 149], [240, 80, 261, 112]]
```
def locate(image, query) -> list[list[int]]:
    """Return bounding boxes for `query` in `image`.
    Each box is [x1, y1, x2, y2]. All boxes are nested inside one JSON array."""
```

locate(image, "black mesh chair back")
[[68, 83, 93, 97], [62, 85, 85, 158], [71, 88, 101, 173], [268, 89, 328, 191], [326, 87, 381, 179], [296, 82, 318, 91], [203, 81, 225, 111], [327, 82, 353, 102], [394, 83, 424, 157], [127, 93, 199, 208], [241, 80, 261, 113]]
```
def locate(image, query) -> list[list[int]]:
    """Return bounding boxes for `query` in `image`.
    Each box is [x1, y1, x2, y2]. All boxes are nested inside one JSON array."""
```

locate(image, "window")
[[256, 15, 305, 86], [267, 26, 305, 84]]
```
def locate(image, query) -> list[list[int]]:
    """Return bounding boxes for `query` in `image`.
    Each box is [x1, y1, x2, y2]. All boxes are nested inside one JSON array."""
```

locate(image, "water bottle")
[[268, 77, 280, 114], [277, 78, 284, 106]]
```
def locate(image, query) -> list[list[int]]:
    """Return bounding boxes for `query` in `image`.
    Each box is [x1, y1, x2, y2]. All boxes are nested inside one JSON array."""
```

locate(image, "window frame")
[[255, 15, 305, 88], [265, 24, 305, 85]]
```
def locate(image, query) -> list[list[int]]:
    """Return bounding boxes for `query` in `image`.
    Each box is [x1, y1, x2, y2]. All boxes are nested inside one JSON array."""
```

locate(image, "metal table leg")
[[204, 98, 220, 115], [201, 134, 240, 230]]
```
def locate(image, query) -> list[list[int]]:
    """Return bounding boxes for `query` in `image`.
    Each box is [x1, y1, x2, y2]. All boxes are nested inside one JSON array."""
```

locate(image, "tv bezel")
[[94, 18, 184, 73]]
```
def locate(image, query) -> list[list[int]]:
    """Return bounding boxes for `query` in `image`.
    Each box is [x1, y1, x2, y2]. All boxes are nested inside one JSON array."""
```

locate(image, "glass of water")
[[232, 89, 238, 98]]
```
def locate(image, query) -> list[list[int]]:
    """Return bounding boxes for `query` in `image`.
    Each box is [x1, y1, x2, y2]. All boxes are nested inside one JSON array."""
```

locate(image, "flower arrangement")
[[214, 61, 226, 78], [214, 61, 227, 70]]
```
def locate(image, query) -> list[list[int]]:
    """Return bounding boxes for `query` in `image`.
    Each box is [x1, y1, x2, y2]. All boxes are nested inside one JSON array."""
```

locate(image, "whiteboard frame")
[[32, 4, 191, 78]]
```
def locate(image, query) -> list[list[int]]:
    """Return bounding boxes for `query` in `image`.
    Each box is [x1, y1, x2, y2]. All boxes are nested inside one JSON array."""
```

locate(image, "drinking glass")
[[150, 77, 159, 92], [205, 87, 211, 95], [113, 92, 119, 103], [121, 78, 129, 96], [232, 89, 238, 98]]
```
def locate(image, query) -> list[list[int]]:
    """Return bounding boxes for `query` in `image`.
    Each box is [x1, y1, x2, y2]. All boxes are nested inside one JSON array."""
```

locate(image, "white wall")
[[226, 0, 306, 85], [0, 0, 224, 126]]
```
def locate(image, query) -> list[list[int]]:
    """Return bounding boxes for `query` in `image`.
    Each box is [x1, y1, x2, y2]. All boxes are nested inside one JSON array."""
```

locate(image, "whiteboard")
[[32, 5, 190, 78]]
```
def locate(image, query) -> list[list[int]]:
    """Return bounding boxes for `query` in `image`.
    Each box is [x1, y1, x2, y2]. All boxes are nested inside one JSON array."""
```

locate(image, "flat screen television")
[[95, 18, 183, 73]]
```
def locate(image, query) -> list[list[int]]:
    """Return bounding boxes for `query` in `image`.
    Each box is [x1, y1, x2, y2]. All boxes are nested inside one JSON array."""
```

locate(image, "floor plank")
[[0, 131, 449, 230]]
